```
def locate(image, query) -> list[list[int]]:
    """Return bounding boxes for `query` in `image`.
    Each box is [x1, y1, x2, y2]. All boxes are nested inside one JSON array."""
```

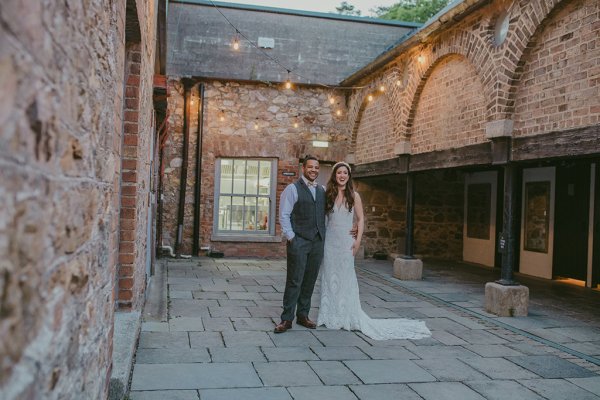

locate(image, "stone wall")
[[162, 80, 349, 257], [0, 0, 156, 398]]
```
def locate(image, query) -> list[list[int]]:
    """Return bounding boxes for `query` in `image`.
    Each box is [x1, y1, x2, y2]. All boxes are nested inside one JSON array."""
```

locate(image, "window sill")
[[211, 234, 283, 243]]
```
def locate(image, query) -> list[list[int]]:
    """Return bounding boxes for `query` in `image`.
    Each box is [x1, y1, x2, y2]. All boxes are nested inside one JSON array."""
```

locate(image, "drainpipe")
[[192, 84, 205, 256], [175, 80, 192, 257], [404, 172, 416, 259], [498, 162, 519, 285]]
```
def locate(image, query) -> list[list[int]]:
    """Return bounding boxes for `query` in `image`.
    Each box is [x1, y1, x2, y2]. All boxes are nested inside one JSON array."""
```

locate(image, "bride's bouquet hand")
[[351, 240, 360, 256]]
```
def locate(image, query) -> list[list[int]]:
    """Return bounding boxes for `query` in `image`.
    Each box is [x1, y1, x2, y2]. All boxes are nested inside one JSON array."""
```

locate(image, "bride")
[[316, 161, 431, 340]]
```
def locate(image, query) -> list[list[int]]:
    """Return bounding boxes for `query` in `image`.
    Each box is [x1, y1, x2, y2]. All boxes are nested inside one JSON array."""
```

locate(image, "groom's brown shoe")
[[274, 320, 292, 333], [296, 316, 317, 329]]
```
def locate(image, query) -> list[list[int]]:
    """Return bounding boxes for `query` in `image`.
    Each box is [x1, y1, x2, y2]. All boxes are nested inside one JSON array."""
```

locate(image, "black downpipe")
[[404, 173, 415, 259], [192, 84, 205, 255], [175, 82, 191, 257]]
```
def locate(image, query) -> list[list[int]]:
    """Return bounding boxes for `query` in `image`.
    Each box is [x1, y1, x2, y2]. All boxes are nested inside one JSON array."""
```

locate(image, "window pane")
[[259, 161, 271, 195], [231, 196, 244, 231], [246, 160, 259, 195], [232, 159, 246, 194], [220, 159, 233, 194], [466, 183, 491, 239], [524, 181, 550, 253], [257, 197, 270, 231], [217, 196, 232, 230], [244, 197, 257, 231]]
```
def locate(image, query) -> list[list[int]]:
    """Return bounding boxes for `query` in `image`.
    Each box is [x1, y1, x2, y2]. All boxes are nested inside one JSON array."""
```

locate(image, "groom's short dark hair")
[[302, 155, 319, 167]]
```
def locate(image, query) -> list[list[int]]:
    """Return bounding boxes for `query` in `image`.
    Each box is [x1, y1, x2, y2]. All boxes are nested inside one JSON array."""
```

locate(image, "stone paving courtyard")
[[129, 258, 600, 399]]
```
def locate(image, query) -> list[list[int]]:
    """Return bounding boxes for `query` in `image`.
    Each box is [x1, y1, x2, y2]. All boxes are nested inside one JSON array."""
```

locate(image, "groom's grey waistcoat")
[[291, 179, 326, 241]]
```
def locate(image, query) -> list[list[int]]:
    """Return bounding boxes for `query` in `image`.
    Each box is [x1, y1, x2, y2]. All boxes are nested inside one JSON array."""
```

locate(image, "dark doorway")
[[553, 161, 590, 281]]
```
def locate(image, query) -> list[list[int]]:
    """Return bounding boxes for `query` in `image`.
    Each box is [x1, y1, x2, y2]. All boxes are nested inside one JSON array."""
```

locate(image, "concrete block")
[[485, 282, 529, 317], [394, 140, 411, 155], [393, 257, 423, 280], [485, 119, 514, 138]]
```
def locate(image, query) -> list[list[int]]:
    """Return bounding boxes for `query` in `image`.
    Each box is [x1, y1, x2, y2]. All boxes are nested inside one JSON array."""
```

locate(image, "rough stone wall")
[[0, 0, 156, 398], [354, 95, 396, 164], [354, 179, 407, 256], [410, 55, 487, 153], [162, 80, 349, 257], [414, 171, 464, 260], [513, 0, 600, 136]]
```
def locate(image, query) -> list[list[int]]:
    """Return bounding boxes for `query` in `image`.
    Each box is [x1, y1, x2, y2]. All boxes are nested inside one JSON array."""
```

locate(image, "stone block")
[[393, 257, 423, 280], [484, 282, 529, 317]]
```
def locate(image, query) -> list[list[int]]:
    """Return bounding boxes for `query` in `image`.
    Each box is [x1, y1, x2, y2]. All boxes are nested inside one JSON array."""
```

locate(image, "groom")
[[275, 155, 326, 333]]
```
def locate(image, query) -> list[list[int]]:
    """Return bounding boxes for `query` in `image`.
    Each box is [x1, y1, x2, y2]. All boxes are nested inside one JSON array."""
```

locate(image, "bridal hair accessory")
[[333, 161, 351, 172]]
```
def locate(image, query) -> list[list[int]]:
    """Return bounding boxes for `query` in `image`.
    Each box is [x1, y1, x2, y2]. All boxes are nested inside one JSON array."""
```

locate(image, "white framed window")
[[213, 158, 277, 239]]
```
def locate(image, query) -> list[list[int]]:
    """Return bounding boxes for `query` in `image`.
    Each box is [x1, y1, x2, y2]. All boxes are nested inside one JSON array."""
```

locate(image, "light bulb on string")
[[219, 110, 225, 122], [396, 80, 402, 86], [232, 30, 240, 50], [329, 97, 335, 105], [336, 110, 342, 116], [293, 122, 299, 128], [254, 118, 259, 130], [367, 94, 373, 102], [379, 85, 385, 92], [284, 70, 292, 90]]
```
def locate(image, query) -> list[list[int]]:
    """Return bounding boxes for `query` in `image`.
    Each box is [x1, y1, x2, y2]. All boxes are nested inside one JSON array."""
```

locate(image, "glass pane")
[[219, 159, 233, 194], [466, 183, 491, 239], [232, 159, 246, 194], [524, 181, 550, 253], [246, 160, 259, 195], [244, 197, 257, 231], [230, 196, 244, 231], [217, 196, 232, 230], [259, 161, 271, 195], [257, 197, 270, 231]]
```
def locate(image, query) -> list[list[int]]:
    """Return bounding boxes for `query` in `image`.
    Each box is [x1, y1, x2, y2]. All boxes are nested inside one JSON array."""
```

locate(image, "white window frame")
[[212, 157, 279, 242]]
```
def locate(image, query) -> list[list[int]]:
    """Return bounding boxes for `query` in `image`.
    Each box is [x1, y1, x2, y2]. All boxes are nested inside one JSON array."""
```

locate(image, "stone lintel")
[[394, 140, 411, 155], [393, 257, 423, 280], [484, 282, 529, 317], [485, 119, 514, 139]]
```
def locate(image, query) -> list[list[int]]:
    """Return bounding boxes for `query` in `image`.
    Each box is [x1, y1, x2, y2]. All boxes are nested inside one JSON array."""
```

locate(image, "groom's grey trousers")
[[281, 233, 324, 321]]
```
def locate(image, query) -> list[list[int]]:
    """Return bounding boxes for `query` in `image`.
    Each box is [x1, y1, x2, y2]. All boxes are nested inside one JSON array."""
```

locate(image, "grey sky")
[[217, 0, 399, 17]]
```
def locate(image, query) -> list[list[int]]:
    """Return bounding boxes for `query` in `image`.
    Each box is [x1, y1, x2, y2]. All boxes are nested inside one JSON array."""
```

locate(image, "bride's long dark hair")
[[325, 162, 354, 214]]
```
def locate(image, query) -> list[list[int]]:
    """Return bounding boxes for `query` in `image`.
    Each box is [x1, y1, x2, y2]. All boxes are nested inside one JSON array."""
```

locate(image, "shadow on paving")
[[128, 256, 600, 400]]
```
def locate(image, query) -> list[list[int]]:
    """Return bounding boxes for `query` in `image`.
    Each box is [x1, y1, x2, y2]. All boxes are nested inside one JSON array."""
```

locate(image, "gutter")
[[340, 0, 489, 86]]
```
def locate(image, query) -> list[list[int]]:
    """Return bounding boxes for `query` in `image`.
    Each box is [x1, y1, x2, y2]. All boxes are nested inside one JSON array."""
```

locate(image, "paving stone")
[[460, 357, 539, 379], [528, 328, 575, 343], [414, 358, 489, 381], [287, 385, 358, 400], [548, 327, 600, 342], [407, 344, 480, 359], [169, 290, 193, 299], [169, 317, 205, 332], [141, 321, 170, 332], [188, 332, 224, 348], [356, 334, 412, 347], [564, 341, 600, 356], [247, 306, 282, 318], [519, 378, 600, 400], [269, 331, 323, 347], [170, 300, 212, 318], [217, 299, 257, 307], [310, 346, 369, 361], [209, 346, 267, 362], [505, 342, 552, 355], [260, 292, 283, 301], [344, 360, 436, 384], [198, 387, 292, 400], [202, 317, 234, 332], [464, 344, 524, 357], [445, 329, 508, 345], [262, 346, 319, 361], [169, 283, 201, 291], [423, 318, 475, 332], [138, 332, 190, 349], [414, 307, 452, 318], [130, 390, 199, 400], [130, 363, 262, 390], [227, 291, 263, 300], [350, 383, 423, 400], [568, 377, 600, 396], [431, 330, 469, 345], [244, 284, 276, 292], [357, 345, 417, 360], [446, 315, 487, 330], [199, 283, 246, 292], [254, 361, 322, 386], [409, 381, 486, 400], [222, 331, 275, 347], [312, 330, 370, 347], [308, 361, 362, 385], [232, 317, 276, 331], [465, 380, 546, 400], [506, 355, 596, 378], [135, 348, 210, 364], [192, 291, 228, 300], [208, 306, 251, 318]]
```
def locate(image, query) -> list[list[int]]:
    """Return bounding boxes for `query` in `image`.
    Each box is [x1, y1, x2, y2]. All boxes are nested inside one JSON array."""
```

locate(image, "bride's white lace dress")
[[317, 204, 431, 340]]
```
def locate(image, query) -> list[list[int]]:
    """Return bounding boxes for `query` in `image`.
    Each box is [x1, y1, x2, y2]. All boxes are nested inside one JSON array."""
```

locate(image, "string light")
[[367, 95, 373, 102], [336, 110, 342, 116], [417, 54, 425, 64], [232, 35, 240, 50], [284, 70, 292, 89], [329, 97, 335, 105], [293, 122, 299, 128], [379, 85, 385, 92], [396, 80, 402, 86], [254, 118, 259, 130], [219, 110, 225, 122]]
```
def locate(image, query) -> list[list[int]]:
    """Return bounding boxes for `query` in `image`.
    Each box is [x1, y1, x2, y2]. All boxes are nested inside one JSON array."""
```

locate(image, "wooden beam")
[[512, 125, 600, 161], [409, 142, 492, 172]]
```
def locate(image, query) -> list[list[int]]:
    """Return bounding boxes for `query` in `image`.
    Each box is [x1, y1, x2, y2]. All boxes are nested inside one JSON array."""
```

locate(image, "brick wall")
[[354, 95, 396, 164], [513, 0, 600, 136], [0, 0, 156, 398], [162, 80, 349, 257]]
